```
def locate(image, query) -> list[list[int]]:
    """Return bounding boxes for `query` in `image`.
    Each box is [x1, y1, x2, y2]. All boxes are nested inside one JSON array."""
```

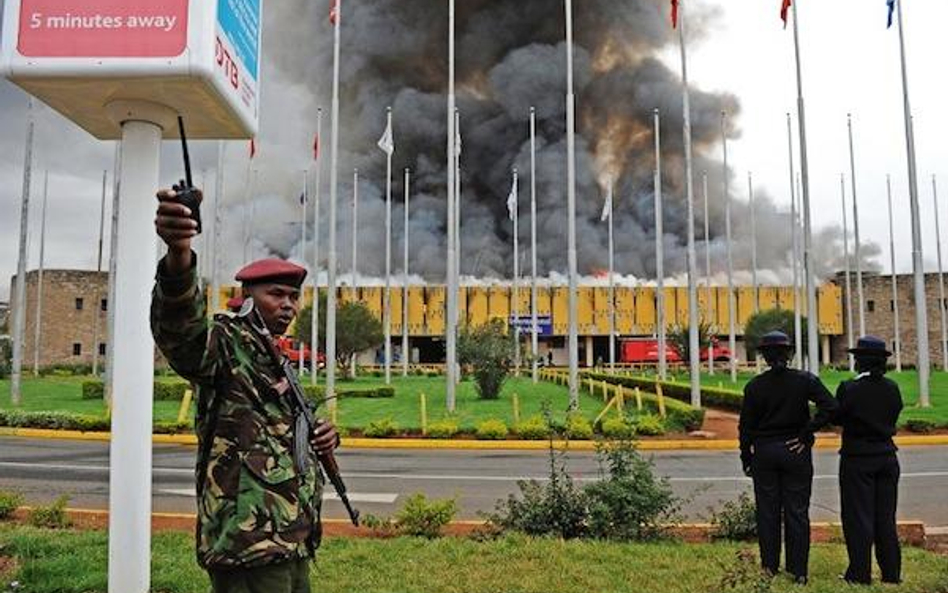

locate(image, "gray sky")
[[1, 0, 946, 300]]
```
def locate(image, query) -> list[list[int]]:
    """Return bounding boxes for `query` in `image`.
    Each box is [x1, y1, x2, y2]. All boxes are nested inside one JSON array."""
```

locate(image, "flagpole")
[[10, 97, 35, 406], [446, 0, 458, 411], [403, 168, 411, 377], [511, 168, 521, 374], [91, 169, 108, 377], [607, 181, 615, 375], [678, 0, 701, 407], [564, 0, 579, 406], [105, 143, 121, 406], [722, 111, 736, 382], [790, 0, 820, 376], [841, 173, 854, 372], [886, 175, 903, 372], [351, 169, 359, 302], [326, 0, 342, 407], [932, 175, 947, 370], [383, 107, 394, 385], [786, 113, 802, 368], [454, 109, 462, 387], [654, 108, 667, 381], [32, 170, 49, 375], [702, 170, 713, 375], [211, 142, 225, 315], [311, 108, 323, 385], [530, 107, 539, 384], [847, 114, 866, 338], [748, 172, 758, 315]]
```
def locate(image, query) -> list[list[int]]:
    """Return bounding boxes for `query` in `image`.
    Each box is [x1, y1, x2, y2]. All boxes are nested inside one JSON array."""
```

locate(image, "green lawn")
[[1, 525, 946, 593]]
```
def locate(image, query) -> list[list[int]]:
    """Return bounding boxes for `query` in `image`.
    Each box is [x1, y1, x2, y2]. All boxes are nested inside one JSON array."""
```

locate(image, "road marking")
[[157, 487, 397, 504]]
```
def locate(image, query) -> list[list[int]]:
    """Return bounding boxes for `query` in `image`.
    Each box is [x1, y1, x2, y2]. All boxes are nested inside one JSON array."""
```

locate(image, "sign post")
[[2, 2, 262, 592]]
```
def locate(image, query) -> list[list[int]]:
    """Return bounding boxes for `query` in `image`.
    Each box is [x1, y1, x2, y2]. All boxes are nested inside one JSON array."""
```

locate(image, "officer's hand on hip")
[[311, 419, 340, 455], [786, 432, 814, 454]]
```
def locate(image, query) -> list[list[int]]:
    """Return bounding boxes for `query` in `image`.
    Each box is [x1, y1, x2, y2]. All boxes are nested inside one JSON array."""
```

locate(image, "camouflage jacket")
[[150, 257, 322, 569]]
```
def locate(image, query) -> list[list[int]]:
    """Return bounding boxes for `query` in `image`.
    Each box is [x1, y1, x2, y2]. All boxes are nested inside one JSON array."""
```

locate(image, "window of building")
[[867, 300, 875, 313], [99, 343, 107, 356], [890, 300, 896, 312], [100, 298, 108, 312], [75, 297, 84, 311], [73, 343, 82, 356]]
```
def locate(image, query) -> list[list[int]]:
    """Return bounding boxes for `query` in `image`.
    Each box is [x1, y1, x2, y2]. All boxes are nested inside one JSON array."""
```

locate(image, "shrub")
[[564, 413, 593, 440], [514, 415, 552, 440], [457, 319, 513, 400], [581, 371, 712, 423], [710, 492, 758, 542], [601, 417, 636, 439], [81, 380, 190, 401], [394, 493, 458, 538], [634, 414, 666, 436], [364, 418, 400, 438], [81, 381, 105, 400], [29, 495, 71, 529], [427, 419, 460, 439], [303, 385, 395, 404], [0, 489, 24, 520], [905, 419, 937, 434], [0, 336, 11, 379], [476, 419, 509, 440]]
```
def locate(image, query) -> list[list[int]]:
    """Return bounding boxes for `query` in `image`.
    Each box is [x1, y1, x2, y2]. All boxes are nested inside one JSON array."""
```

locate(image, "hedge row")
[[82, 381, 190, 402], [579, 372, 708, 431], [303, 385, 395, 402], [582, 371, 744, 413], [0, 409, 190, 434]]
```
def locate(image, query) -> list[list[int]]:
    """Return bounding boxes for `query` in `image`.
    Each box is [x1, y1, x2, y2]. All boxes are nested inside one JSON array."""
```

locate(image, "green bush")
[[709, 492, 758, 541], [426, 419, 460, 439], [0, 336, 11, 379], [29, 495, 71, 529], [581, 371, 712, 425], [0, 409, 109, 432], [458, 319, 513, 400], [514, 415, 552, 440], [476, 419, 509, 440], [81, 381, 105, 400], [634, 414, 666, 436], [0, 489, 24, 520], [394, 493, 458, 538], [303, 384, 395, 404], [364, 418, 400, 438], [154, 421, 192, 434], [564, 413, 593, 440], [905, 419, 937, 434], [81, 380, 190, 402], [601, 417, 636, 439]]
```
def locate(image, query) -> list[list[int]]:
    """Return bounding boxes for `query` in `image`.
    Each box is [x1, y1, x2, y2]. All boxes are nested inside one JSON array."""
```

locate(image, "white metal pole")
[[212, 142, 225, 315], [748, 172, 759, 314], [300, 170, 308, 376], [92, 169, 109, 377], [702, 171, 713, 374], [848, 114, 866, 337], [565, 0, 579, 407], [791, 0, 820, 375], [512, 168, 521, 374], [530, 107, 539, 384], [32, 170, 49, 375], [608, 181, 615, 374], [10, 98, 35, 406], [384, 107, 393, 384], [678, 0, 701, 407], [105, 144, 121, 406], [311, 108, 323, 385], [795, 172, 805, 369], [654, 109, 667, 381], [446, 0, 458, 410], [932, 175, 947, 371], [403, 168, 411, 376], [455, 107, 461, 332], [105, 109, 165, 593], [887, 175, 903, 372], [841, 174, 854, 371], [326, 0, 342, 406], [786, 113, 802, 368], [722, 111, 737, 382], [350, 168, 358, 378]]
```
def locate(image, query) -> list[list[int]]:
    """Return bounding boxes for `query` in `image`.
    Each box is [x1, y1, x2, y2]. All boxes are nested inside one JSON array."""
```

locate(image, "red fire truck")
[[619, 338, 731, 364], [275, 337, 326, 368]]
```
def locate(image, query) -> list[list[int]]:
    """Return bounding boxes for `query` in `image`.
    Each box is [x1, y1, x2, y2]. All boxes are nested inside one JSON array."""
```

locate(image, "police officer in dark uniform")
[[835, 336, 903, 585], [739, 331, 838, 583]]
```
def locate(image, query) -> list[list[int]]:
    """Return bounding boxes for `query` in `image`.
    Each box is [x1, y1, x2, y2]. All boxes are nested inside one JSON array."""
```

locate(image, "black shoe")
[[792, 575, 808, 586]]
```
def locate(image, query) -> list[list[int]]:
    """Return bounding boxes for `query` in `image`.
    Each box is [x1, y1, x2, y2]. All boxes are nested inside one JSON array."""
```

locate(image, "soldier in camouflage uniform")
[[151, 187, 338, 593]]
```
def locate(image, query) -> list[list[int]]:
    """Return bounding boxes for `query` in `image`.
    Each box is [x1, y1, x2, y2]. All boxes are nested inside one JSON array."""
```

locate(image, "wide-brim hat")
[[235, 258, 307, 288], [758, 330, 793, 350], [848, 335, 892, 357]]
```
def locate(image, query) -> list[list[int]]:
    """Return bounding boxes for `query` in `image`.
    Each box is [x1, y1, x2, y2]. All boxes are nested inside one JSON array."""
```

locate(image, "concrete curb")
[[2, 426, 947, 450]]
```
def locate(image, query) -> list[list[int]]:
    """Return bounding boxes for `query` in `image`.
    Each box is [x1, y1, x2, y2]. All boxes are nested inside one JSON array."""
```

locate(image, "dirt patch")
[[0, 554, 18, 579], [698, 409, 739, 440]]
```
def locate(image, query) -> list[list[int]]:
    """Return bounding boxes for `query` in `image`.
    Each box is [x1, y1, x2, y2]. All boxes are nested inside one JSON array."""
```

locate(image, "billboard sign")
[[214, 0, 261, 122], [509, 314, 553, 336]]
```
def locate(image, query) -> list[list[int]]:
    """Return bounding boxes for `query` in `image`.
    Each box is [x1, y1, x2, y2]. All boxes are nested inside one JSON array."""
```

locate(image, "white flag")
[[506, 174, 518, 221], [377, 118, 394, 156], [600, 186, 613, 222]]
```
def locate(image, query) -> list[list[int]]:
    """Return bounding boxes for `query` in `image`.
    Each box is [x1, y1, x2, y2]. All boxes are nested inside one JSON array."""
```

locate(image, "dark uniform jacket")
[[835, 373, 903, 457], [739, 368, 838, 466], [151, 258, 322, 569]]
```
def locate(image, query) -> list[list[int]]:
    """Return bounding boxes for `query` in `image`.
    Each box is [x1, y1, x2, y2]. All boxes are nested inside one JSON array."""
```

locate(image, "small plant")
[[476, 419, 509, 440], [514, 415, 551, 440], [717, 548, 774, 593], [601, 416, 636, 439], [364, 418, 400, 438], [906, 419, 936, 434], [709, 492, 758, 541], [427, 419, 460, 439], [359, 513, 398, 536], [394, 493, 457, 538], [564, 413, 593, 440], [28, 495, 71, 529], [0, 490, 24, 520], [634, 413, 666, 436]]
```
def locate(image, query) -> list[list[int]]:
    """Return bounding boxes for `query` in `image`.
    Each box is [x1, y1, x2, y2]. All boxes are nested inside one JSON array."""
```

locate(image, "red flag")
[[329, 0, 338, 25], [249, 138, 256, 159], [313, 134, 320, 161], [670, 0, 679, 29], [780, 0, 792, 28]]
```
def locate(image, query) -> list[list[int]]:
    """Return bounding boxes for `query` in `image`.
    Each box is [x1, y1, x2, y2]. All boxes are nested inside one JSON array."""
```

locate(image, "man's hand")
[[311, 419, 340, 455], [155, 188, 201, 274], [786, 432, 814, 454]]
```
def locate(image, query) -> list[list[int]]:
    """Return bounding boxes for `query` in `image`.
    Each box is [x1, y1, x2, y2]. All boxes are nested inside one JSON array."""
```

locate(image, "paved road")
[[0, 436, 945, 526]]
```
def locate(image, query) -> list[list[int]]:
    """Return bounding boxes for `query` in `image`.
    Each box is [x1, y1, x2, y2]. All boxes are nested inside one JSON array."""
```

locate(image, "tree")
[[0, 336, 11, 379], [744, 308, 808, 359], [668, 320, 715, 362], [295, 296, 383, 378], [457, 319, 514, 400]]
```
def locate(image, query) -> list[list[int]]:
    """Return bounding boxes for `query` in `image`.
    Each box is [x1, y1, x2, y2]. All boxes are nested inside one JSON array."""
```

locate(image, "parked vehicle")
[[275, 336, 326, 368], [619, 338, 731, 363]]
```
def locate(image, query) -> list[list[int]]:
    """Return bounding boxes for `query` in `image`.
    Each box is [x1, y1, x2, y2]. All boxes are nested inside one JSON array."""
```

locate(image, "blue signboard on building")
[[217, 0, 260, 81], [509, 314, 553, 336]]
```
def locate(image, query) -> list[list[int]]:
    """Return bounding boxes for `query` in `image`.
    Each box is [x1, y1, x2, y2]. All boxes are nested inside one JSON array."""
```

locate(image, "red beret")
[[235, 258, 307, 288]]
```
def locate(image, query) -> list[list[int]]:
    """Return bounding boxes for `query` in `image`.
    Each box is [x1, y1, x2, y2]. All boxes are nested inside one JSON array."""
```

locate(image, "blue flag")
[[887, 0, 896, 29]]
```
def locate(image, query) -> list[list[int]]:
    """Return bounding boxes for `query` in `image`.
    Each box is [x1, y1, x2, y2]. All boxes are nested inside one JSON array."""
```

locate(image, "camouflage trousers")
[[208, 559, 311, 593]]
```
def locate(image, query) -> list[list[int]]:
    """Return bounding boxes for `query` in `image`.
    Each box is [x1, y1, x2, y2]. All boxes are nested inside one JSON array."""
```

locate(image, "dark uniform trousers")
[[209, 558, 311, 593], [839, 454, 902, 584], [751, 440, 813, 578]]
